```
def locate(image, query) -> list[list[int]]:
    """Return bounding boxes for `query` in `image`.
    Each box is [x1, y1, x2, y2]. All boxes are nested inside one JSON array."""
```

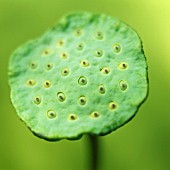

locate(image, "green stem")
[[89, 135, 99, 170]]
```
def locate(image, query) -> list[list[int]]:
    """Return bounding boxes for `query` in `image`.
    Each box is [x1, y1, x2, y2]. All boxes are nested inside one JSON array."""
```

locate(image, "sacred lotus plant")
[[9, 12, 148, 170]]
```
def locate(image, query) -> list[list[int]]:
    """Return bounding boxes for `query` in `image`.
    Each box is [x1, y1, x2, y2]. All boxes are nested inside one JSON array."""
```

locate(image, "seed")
[[26, 79, 36, 86], [78, 96, 86, 105], [61, 68, 69, 76], [60, 52, 68, 59], [30, 62, 37, 69], [43, 49, 51, 55], [43, 81, 51, 88], [100, 67, 110, 74], [91, 111, 100, 118], [76, 43, 84, 51], [118, 62, 128, 70], [113, 43, 121, 53], [68, 114, 77, 120], [95, 31, 104, 40], [74, 29, 83, 37], [109, 101, 117, 110], [57, 40, 64, 47], [80, 60, 89, 67], [57, 92, 66, 102], [94, 49, 103, 57], [98, 84, 105, 94], [33, 96, 41, 105], [78, 76, 87, 86], [46, 63, 53, 70], [119, 80, 128, 91], [47, 110, 57, 119]]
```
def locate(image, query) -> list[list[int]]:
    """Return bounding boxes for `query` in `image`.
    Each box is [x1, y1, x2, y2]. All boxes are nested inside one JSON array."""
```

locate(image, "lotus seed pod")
[[8, 12, 148, 141]]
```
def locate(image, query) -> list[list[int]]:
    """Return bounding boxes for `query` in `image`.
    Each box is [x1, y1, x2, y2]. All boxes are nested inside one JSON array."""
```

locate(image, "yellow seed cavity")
[[74, 29, 83, 37], [98, 84, 105, 94], [91, 111, 100, 118], [68, 114, 77, 120], [80, 60, 89, 67], [94, 49, 103, 57], [46, 63, 53, 70], [76, 42, 84, 51], [78, 96, 86, 105], [100, 67, 110, 74], [33, 96, 41, 105], [95, 31, 104, 40], [57, 92, 66, 102], [113, 43, 121, 53], [78, 76, 87, 86], [30, 62, 37, 69], [47, 110, 57, 119], [43, 49, 52, 55], [119, 80, 128, 91], [56, 39, 64, 47], [43, 81, 51, 88], [61, 68, 69, 76], [118, 62, 128, 70], [60, 52, 68, 59], [26, 79, 36, 86], [109, 101, 117, 110]]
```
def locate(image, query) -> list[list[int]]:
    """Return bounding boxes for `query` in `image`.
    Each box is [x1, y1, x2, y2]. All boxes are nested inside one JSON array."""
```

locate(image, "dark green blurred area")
[[0, 0, 170, 170]]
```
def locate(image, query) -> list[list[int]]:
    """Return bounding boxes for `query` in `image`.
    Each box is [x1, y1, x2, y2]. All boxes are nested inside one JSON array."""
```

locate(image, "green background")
[[0, 0, 170, 170]]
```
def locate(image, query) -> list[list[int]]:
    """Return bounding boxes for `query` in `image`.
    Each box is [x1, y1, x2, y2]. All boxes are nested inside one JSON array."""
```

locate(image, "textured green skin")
[[9, 12, 148, 141]]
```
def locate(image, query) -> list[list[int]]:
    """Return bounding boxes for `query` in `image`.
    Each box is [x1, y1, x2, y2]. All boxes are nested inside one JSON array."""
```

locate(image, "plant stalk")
[[89, 135, 99, 170]]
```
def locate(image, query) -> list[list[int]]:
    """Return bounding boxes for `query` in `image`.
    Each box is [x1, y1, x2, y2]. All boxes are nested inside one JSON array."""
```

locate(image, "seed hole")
[[61, 68, 69, 76], [68, 114, 77, 120], [74, 29, 83, 37], [119, 80, 128, 91], [118, 62, 128, 70], [57, 92, 66, 102], [91, 111, 100, 118], [47, 110, 57, 119], [30, 62, 37, 69], [78, 96, 86, 105], [98, 84, 105, 94], [26, 79, 36, 86], [78, 76, 87, 86], [76, 43, 84, 51], [113, 43, 121, 53], [46, 63, 53, 70], [33, 96, 41, 105], [57, 40, 64, 47], [44, 81, 51, 88], [80, 60, 89, 67], [95, 31, 104, 40], [109, 101, 117, 110], [43, 49, 52, 55], [94, 49, 103, 57], [60, 52, 68, 59], [100, 67, 110, 74]]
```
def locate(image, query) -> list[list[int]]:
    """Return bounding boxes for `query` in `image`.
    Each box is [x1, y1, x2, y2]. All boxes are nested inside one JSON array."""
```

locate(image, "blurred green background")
[[0, 0, 170, 170]]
